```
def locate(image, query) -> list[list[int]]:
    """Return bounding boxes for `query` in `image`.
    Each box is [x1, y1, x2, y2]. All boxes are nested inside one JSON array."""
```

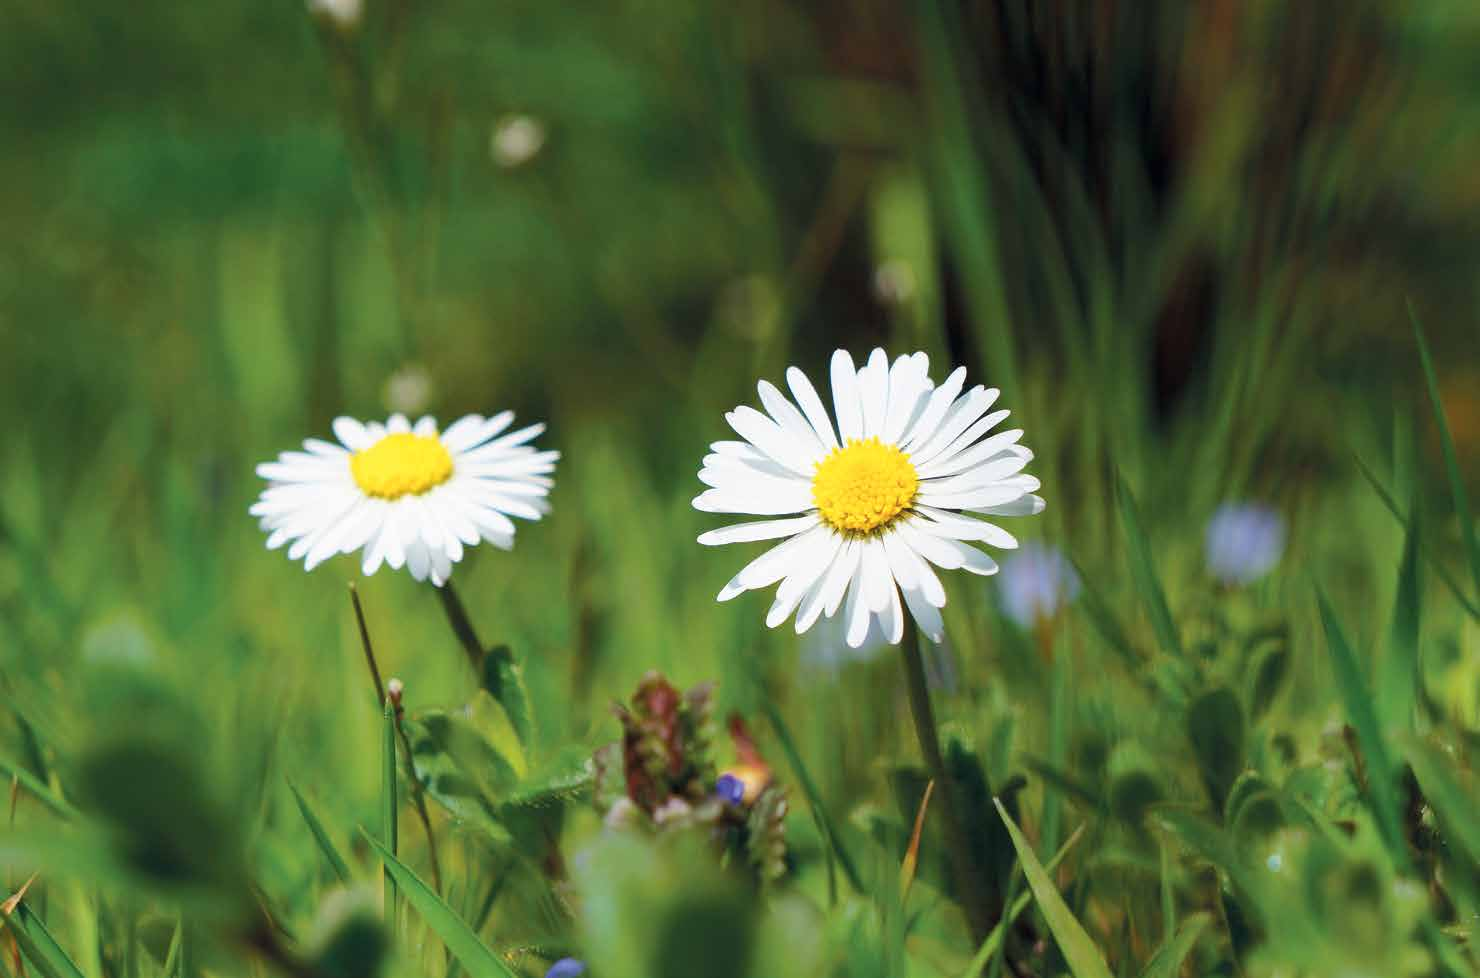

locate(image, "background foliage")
[[3, 1, 1480, 976]]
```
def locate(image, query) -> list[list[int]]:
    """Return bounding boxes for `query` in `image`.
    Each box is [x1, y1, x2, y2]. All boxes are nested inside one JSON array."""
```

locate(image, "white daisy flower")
[[251, 412, 557, 586], [695, 349, 1043, 647]]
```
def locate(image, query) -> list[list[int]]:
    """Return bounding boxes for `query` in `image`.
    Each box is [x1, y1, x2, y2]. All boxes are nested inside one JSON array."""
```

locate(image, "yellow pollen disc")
[[811, 437, 918, 534], [350, 432, 454, 500]]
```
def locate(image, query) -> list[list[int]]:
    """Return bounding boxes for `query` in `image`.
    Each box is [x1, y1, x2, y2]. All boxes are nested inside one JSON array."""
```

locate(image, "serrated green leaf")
[[1138, 913, 1210, 978], [479, 647, 533, 750], [363, 834, 516, 978], [287, 780, 352, 884], [1114, 473, 1181, 657], [993, 799, 1113, 978]]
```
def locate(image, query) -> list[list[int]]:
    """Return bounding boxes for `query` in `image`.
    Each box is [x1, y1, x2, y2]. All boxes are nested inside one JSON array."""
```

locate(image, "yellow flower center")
[[811, 437, 918, 534], [350, 432, 454, 500]]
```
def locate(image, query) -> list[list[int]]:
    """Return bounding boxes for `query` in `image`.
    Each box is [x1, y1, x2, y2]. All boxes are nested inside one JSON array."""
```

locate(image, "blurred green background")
[[3, 1, 1480, 976]]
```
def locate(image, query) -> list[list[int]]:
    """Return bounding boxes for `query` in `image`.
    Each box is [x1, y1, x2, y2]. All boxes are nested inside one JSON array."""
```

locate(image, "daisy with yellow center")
[[695, 349, 1043, 647], [251, 412, 557, 586]]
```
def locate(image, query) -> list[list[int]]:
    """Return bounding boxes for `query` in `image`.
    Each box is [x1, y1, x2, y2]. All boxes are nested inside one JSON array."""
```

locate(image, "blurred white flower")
[[695, 348, 1043, 647], [81, 615, 156, 666], [997, 542, 1079, 630], [308, 0, 362, 30], [383, 363, 433, 416], [251, 413, 557, 585], [873, 260, 917, 305], [491, 115, 546, 168], [1205, 503, 1285, 585]]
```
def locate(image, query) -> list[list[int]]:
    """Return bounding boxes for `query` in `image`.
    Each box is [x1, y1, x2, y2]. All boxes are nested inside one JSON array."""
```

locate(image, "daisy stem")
[[435, 580, 487, 672], [349, 585, 445, 895], [899, 618, 997, 943]]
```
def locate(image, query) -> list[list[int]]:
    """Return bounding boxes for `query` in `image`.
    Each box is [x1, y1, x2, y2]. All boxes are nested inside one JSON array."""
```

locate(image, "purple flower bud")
[[715, 773, 745, 806], [1205, 503, 1285, 585], [545, 959, 586, 978], [998, 543, 1079, 630]]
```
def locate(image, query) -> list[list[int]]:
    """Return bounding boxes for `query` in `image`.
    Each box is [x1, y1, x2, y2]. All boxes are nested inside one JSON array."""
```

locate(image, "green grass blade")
[[364, 834, 516, 978], [1411, 303, 1480, 604], [992, 800, 1112, 978], [1114, 472, 1181, 657], [287, 780, 352, 884], [1315, 589, 1406, 866], [1404, 739, 1480, 867], [960, 825, 1086, 978], [0, 756, 76, 820], [1354, 455, 1480, 619], [1378, 493, 1421, 736], [2, 903, 87, 978], [1138, 912, 1210, 978], [759, 698, 864, 893], [382, 703, 399, 931], [1068, 556, 1140, 667]]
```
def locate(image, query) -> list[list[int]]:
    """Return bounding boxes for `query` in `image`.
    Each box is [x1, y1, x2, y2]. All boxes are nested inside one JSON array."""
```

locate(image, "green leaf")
[[1138, 913, 1210, 978], [1185, 688, 1245, 812], [1114, 473, 1181, 657], [1412, 303, 1480, 606], [363, 834, 516, 978], [960, 825, 1085, 978], [759, 698, 863, 893], [287, 780, 352, 885], [992, 799, 1113, 978], [1315, 590, 1406, 867], [2, 902, 87, 978], [479, 647, 533, 750]]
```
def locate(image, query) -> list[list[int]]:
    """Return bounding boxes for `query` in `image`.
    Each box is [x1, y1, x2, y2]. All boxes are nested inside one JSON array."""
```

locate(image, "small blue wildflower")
[[715, 773, 746, 806], [997, 543, 1079, 630], [1205, 503, 1285, 585], [545, 958, 586, 978]]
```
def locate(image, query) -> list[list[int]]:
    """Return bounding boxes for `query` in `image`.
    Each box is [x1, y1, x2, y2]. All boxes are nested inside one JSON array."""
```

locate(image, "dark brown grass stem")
[[348, 585, 444, 894], [435, 579, 487, 673], [899, 616, 997, 944]]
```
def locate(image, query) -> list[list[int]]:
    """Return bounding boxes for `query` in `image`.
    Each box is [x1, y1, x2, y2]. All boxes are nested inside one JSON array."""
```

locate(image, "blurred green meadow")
[[4, 1, 1480, 976]]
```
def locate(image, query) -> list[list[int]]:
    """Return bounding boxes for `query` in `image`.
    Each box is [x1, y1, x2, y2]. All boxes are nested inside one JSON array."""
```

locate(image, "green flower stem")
[[350, 585, 444, 894], [899, 617, 997, 943]]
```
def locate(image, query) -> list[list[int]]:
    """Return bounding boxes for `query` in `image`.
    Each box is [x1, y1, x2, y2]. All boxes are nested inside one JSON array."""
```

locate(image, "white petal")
[[917, 484, 1029, 510], [692, 485, 814, 517], [974, 494, 1047, 517], [911, 387, 1000, 466], [758, 380, 826, 461], [917, 453, 1032, 497], [406, 539, 430, 581], [860, 538, 894, 613], [413, 415, 438, 437], [726, 406, 815, 476], [830, 350, 864, 442], [883, 354, 930, 445], [716, 524, 826, 600], [913, 506, 1019, 548], [333, 417, 374, 451], [822, 537, 863, 618], [901, 366, 967, 450], [914, 409, 1010, 470], [697, 515, 818, 546], [882, 578, 905, 644], [442, 412, 516, 452], [775, 532, 844, 607], [843, 568, 871, 648], [901, 585, 945, 643], [917, 428, 1024, 479], [858, 348, 890, 438], [786, 366, 839, 451], [388, 414, 412, 434]]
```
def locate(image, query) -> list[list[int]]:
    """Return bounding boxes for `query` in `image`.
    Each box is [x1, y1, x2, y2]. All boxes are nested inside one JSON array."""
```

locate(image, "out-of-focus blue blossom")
[[997, 543, 1079, 629], [715, 773, 745, 805], [1205, 503, 1285, 585], [545, 958, 587, 978]]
